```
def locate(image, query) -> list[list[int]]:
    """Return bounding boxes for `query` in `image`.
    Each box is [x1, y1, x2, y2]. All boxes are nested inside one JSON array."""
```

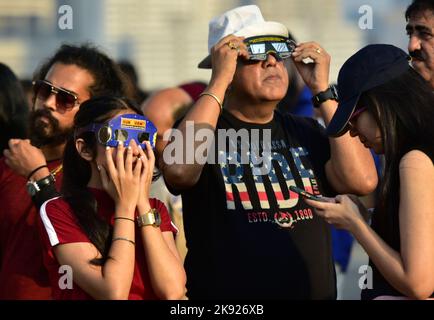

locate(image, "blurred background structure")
[[0, 0, 410, 90]]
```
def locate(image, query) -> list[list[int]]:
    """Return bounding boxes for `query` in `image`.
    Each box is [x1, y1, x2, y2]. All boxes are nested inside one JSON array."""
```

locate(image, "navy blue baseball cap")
[[326, 44, 411, 137]]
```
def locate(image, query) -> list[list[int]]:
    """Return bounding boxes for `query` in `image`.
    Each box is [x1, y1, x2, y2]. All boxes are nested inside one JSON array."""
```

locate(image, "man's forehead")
[[407, 9, 434, 27], [406, 22, 432, 33], [45, 63, 93, 96]]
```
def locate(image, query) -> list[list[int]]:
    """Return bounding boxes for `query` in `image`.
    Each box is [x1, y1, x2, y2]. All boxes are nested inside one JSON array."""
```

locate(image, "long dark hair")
[[0, 63, 29, 153], [62, 96, 142, 264], [359, 67, 434, 245], [33, 43, 131, 99]]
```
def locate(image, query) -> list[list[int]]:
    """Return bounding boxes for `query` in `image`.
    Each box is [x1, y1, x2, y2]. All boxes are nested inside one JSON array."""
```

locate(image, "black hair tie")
[[27, 165, 48, 180]]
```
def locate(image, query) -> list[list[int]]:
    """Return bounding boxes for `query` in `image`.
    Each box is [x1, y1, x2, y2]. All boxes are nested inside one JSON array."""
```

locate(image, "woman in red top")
[[38, 96, 186, 299]]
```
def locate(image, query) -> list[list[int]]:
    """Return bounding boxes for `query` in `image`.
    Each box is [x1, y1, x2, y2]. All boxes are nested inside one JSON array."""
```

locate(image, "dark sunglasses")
[[32, 80, 79, 112], [244, 35, 296, 61], [347, 106, 367, 129]]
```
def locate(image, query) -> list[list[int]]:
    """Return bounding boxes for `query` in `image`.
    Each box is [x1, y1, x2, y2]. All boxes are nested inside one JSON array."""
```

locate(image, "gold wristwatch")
[[136, 208, 161, 227]]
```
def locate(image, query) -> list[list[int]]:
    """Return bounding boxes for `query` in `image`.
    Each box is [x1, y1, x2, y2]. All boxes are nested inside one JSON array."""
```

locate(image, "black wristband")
[[27, 165, 48, 180], [31, 183, 60, 209]]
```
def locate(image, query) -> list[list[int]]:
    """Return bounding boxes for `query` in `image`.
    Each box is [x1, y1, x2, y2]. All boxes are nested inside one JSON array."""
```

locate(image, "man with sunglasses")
[[161, 5, 378, 299], [0, 44, 127, 299]]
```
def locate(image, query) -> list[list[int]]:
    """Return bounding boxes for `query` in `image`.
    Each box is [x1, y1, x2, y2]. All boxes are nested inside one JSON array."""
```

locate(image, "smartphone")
[[289, 186, 326, 202]]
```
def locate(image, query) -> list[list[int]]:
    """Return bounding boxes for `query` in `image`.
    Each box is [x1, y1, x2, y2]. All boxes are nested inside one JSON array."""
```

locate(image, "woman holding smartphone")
[[305, 44, 434, 300]]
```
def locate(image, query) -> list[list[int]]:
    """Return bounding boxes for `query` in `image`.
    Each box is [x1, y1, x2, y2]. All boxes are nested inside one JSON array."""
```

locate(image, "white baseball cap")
[[198, 5, 289, 69]]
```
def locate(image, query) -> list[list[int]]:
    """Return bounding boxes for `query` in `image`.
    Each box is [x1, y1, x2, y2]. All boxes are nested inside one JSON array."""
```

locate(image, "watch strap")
[[311, 85, 339, 108], [136, 208, 161, 227], [36, 174, 56, 188], [27, 174, 56, 196]]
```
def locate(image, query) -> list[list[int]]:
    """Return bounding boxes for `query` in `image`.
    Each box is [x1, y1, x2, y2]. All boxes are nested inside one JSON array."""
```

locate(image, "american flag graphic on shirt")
[[219, 144, 321, 229]]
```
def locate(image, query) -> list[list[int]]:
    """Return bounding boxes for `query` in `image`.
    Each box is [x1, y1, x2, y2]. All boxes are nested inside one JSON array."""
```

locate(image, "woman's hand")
[[304, 195, 366, 232], [136, 141, 155, 212], [209, 34, 249, 88], [346, 194, 372, 223], [99, 141, 142, 216]]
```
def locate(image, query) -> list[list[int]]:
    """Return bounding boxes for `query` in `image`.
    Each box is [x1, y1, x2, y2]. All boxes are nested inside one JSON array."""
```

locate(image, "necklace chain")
[[50, 164, 63, 176]]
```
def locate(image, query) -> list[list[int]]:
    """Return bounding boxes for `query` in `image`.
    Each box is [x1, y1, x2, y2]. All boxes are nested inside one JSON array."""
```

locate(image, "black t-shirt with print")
[[180, 109, 336, 299]]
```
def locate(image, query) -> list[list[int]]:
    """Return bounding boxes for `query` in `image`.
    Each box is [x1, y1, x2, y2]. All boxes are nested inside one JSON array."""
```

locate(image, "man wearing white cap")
[[162, 5, 377, 299]]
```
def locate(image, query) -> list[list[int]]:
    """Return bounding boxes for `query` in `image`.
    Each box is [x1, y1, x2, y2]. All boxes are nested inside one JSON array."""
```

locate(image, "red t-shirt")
[[178, 82, 207, 102], [38, 188, 178, 300], [0, 157, 62, 299]]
